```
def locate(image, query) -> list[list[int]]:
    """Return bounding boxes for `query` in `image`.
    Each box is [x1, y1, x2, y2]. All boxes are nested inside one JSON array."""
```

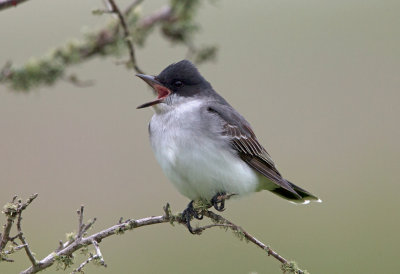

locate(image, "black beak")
[[136, 74, 161, 89], [136, 74, 172, 109]]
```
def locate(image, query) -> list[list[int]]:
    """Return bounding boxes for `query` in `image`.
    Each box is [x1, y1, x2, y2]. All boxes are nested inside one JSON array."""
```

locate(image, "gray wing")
[[205, 101, 300, 197]]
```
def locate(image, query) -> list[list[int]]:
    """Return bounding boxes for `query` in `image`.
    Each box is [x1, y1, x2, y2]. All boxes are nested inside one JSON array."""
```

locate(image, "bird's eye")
[[173, 81, 183, 88]]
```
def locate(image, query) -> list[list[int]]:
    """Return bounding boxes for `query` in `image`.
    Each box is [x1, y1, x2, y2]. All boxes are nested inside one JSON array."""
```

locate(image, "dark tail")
[[268, 180, 321, 204]]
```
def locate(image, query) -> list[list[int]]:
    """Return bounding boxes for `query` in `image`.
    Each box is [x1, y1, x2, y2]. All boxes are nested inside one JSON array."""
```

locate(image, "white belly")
[[149, 101, 259, 201]]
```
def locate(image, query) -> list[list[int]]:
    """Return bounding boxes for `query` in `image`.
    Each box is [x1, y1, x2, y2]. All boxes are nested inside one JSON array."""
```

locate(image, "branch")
[[0, 1, 169, 90], [0, 194, 38, 263], [0, 0, 217, 91], [16, 205, 37, 266], [91, 239, 106, 267], [0, 197, 306, 274], [106, 0, 144, 74], [1, 194, 307, 273], [138, 5, 172, 28], [20, 208, 171, 273], [0, 0, 31, 11], [0, 196, 17, 253], [202, 211, 298, 270]]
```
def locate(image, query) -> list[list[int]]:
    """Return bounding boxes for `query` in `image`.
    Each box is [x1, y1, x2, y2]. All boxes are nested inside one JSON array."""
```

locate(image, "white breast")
[[148, 99, 259, 201]]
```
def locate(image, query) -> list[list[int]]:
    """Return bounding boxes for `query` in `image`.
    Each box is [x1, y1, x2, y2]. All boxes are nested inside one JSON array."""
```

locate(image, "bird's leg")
[[211, 192, 227, 212], [181, 200, 203, 234]]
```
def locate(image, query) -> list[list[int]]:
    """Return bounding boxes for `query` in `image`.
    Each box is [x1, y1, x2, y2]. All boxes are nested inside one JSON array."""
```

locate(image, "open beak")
[[136, 74, 172, 109]]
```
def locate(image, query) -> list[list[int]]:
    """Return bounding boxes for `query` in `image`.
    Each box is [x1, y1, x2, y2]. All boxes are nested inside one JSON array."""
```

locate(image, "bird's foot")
[[210, 192, 227, 212], [181, 200, 203, 234]]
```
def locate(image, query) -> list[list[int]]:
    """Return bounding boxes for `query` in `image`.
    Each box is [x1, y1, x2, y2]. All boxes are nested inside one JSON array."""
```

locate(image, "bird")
[[136, 60, 320, 233]]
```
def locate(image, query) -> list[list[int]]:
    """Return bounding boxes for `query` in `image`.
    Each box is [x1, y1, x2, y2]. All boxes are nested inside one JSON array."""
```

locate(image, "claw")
[[211, 192, 226, 212], [181, 201, 202, 234]]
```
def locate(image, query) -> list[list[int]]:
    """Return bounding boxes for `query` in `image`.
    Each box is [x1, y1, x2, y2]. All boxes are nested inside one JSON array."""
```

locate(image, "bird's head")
[[136, 60, 211, 109]]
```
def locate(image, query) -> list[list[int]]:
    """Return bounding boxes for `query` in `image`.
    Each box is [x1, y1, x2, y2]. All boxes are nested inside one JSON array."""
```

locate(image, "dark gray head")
[[136, 60, 214, 109], [157, 60, 211, 96]]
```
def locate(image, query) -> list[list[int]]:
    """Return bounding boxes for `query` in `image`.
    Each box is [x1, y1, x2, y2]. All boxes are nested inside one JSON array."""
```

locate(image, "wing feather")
[[206, 102, 300, 197]]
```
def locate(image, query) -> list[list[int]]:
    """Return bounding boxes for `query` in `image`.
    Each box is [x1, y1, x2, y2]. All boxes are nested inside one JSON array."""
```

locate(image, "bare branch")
[[0, 0, 31, 11]]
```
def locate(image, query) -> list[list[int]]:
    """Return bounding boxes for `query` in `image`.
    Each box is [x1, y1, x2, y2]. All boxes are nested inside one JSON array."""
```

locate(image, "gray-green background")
[[1, 0, 399, 273]]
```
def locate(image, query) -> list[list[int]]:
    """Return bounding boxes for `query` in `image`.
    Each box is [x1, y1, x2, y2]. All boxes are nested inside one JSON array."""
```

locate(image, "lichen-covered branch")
[[1, 195, 308, 274], [201, 210, 308, 274], [0, 0, 217, 91], [0, 193, 38, 263], [20, 205, 173, 274]]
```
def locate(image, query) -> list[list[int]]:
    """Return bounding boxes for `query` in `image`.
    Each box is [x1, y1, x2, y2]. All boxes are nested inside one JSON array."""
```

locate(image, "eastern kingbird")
[[137, 60, 320, 233]]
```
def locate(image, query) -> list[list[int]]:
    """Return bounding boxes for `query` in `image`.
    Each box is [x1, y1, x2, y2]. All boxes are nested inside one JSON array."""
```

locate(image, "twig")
[[83, 217, 97, 234], [16, 200, 37, 266], [204, 210, 289, 265], [0, 0, 31, 11], [71, 252, 99, 274], [3, 243, 27, 255], [0, 199, 16, 252], [77, 206, 85, 240], [71, 254, 95, 273], [124, 0, 143, 16], [9, 232, 21, 245], [0, 61, 12, 82], [107, 0, 144, 74], [71, 239, 107, 273], [191, 223, 234, 234], [0, 194, 38, 264], [62, 75, 94, 88], [138, 5, 172, 28], [92, 240, 106, 267]]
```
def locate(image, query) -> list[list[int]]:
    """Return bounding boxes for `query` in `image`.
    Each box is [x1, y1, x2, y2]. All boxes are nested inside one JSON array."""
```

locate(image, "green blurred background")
[[1, 0, 399, 273]]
